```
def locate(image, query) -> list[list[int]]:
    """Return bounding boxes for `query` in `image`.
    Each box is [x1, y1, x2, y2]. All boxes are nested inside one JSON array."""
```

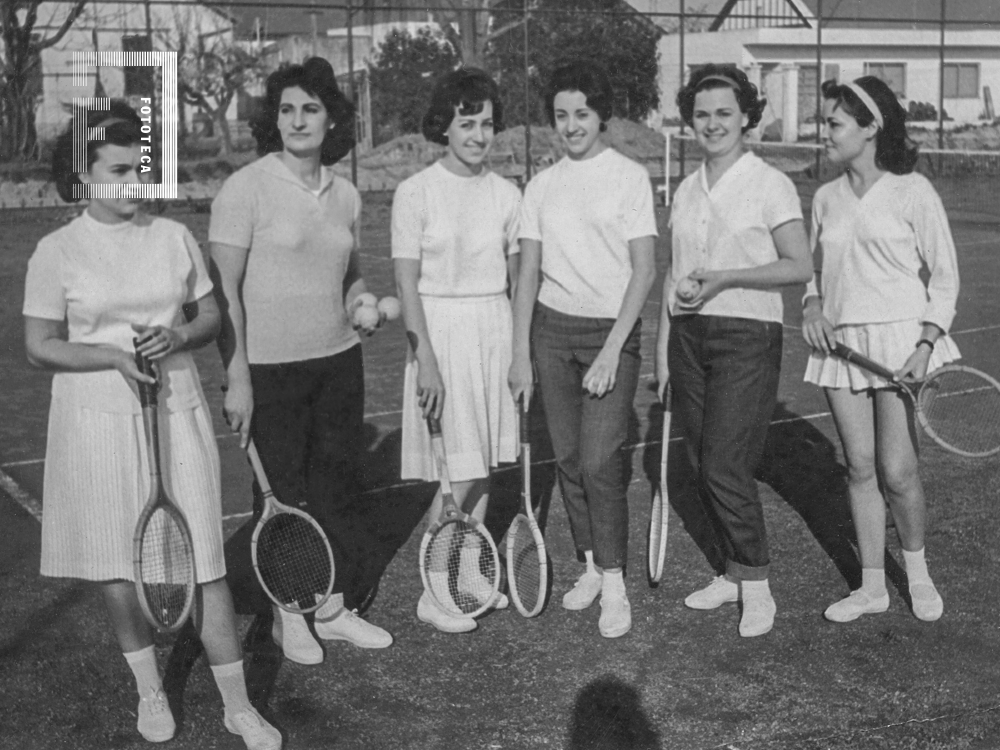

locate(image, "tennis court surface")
[[2, 194, 1000, 749]]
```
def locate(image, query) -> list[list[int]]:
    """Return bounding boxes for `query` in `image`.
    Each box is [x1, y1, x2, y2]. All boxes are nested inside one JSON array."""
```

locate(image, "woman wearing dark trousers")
[[211, 58, 391, 664]]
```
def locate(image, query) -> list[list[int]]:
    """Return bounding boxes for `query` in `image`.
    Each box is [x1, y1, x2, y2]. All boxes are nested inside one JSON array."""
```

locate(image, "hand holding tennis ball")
[[676, 276, 703, 304], [377, 296, 401, 321], [352, 303, 380, 330]]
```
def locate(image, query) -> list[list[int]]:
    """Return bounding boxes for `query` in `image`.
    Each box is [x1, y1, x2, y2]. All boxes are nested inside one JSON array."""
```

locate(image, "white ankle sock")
[[583, 550, 600, 576], [602, 570, 626, 598], [902, 547, 931, 583], [124, 645, 161, 697], [861, 567, 887, 595], [210, 660, 252, 715], [315, 592, 344, 620], [741, 579, 771, 600]]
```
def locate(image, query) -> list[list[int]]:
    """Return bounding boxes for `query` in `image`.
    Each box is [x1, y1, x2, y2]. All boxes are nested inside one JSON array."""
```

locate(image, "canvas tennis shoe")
[[739, 592, 776, 637], [314, 607, 393, 648], [598, 592, 632, 638], [824, 588, 890, 623], [417, 590, 477, 633], [561, 570, 603, 610], [271, 608, 323, 665], [137, 687, 175, 742], [909, 581, 943, 622], [684, 575, 739, 609], [224, 706, 282, 750]]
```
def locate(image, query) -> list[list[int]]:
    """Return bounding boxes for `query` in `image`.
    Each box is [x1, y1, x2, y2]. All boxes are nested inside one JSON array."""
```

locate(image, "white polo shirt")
[[668, 151, 802, 323]]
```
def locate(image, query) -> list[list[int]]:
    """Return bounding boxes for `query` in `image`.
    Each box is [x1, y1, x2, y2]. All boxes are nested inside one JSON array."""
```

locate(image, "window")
[[122, 35, 153, 97], [943, 63, 979, 98], [864, 62, 906, 98], [824, 63, 840, 84], [798, 65, 818, 121]]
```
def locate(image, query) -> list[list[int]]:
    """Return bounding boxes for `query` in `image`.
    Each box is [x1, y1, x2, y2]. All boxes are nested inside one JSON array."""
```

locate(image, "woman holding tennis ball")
[[392, 68, 521, 633], [23, 102, 280, 749], [211, 58, 393, 663], [802, 77, 960, 624], [508, 60, 658, 639], [655, 64, 812, 638]]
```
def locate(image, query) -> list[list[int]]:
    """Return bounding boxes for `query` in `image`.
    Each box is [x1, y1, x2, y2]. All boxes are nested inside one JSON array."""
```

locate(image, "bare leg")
[[194, 579, 242, 666], [101, 580, 154, 653], [424, 477, 490, 526], [874, 389, 926, 552]]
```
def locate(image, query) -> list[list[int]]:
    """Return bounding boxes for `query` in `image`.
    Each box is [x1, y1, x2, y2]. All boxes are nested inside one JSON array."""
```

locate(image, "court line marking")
[[0, 467, 43, 522]]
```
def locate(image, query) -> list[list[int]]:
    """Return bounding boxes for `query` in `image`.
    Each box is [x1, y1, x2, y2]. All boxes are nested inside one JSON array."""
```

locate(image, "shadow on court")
[[567, 675, 661, 750]]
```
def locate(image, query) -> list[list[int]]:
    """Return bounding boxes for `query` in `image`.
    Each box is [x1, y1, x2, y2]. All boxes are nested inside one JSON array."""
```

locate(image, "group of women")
[[23, 52, 959, 745]]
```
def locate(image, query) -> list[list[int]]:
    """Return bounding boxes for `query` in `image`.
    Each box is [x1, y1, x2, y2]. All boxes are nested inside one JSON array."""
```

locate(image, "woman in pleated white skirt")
[[803, 77, 960, 626], [393, 69, 521, 634], [23, 103, 280, 749]]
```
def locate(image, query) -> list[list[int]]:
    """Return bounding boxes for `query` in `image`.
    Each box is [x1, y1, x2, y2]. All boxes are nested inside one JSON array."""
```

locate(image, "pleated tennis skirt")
[[804, 318, 961, 391], [39, 395, 226, 583], [401, 293, 519, 483]]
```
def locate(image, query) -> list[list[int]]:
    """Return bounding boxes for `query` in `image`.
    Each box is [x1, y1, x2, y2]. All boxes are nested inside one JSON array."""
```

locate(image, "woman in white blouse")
[[802, 76, 960, 624], [392, 68, 521, 634], [655, 64, 811, 638]]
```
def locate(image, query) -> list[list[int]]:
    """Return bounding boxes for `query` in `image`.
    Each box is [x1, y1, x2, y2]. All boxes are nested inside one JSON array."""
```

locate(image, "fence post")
[[679, 2, 686, 181], [815, 0, 822, 181], [523, 0, 532, 184], [348, 0, 358, 187], [938, 0, 946, 152]]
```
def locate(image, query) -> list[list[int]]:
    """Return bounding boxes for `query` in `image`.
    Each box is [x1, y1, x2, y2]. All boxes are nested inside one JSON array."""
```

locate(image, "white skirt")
[[804, 319, 961, 391], [40, 395, 226, 583], [401, 294, 519, 482]]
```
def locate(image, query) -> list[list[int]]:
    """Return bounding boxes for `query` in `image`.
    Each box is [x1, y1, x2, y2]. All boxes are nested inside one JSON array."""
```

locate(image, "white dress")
[[803, 172, 961, 390], [391, 163, 521, 482], [23, 212, 226, 582]]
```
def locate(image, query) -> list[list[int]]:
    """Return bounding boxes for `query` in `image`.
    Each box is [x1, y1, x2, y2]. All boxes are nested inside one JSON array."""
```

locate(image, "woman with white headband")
[[802, 76, 960, 623], [655, 64, 812, 638]]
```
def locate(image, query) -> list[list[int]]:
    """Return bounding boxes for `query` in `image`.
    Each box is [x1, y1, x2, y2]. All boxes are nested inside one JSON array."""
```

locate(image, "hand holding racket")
[[833, 342, 1000, 458], [419, 416, 500, 618], [246, 440, 335, 614], [132, 342, 197, 633], [507, 397, 548, 618], [648, 385, 671, 584]]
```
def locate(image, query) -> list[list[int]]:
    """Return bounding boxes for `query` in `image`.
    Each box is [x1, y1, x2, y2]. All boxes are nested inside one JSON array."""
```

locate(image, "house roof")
[[710, 0, 1000, 31], [229, 0, 433, 40]]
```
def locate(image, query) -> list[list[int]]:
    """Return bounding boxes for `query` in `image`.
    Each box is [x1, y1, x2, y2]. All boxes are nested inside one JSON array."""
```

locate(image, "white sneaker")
[[137, 688, 175, 742], [739, 593, 776, 637], [491, 592, 509, 610], [684, 576, 738, 610], [824, 589, 890, 623], [910, 580, 943, 622], [417, 591, 477, 633], [561, 571, 603, 611], [271, 608, 323, 665], [224, 707, 282, 750], [598, 593, 632, 639], [314, 608, 393, 648]]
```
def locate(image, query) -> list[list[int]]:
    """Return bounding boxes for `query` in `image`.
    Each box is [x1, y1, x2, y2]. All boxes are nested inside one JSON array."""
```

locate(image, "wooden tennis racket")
[[834, 342, 1000, 458], [132, 343, 197, 633], [507, 397, 548, 618], [419, 416, 500, 618], [648, 385, 671, 584], [247, 440, 335, 614]]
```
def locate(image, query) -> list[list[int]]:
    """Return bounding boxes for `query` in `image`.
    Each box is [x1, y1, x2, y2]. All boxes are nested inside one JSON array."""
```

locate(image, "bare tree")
[[0, 0, 88, 161], [429, 0, 493, 68]]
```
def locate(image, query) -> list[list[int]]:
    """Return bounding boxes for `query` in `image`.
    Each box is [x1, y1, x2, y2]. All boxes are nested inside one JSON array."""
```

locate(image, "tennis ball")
[[355, 292, 378, 309], [377, 296, 401, 321], [353, 304, 380, 329], [676, 277, 702, 302]]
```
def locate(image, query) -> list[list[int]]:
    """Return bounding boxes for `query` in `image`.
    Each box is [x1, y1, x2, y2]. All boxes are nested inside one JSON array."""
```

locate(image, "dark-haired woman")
[[803, 76, 959, 624], [655, 64, 811, 638], [23, 102, 280, 749], [211, 58, 392, 663], [393, 68, 521, 633], [509, 60, 657, 639]]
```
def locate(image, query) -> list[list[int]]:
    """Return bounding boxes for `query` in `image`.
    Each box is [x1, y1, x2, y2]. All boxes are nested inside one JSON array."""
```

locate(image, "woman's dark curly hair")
[[676, 64, 766, 133], [544, 60, 614, 132], [821, 76, 918, 174], [422, 68, 505, 146], [51, 100, 144, 203], [250, 57, 355, 166]]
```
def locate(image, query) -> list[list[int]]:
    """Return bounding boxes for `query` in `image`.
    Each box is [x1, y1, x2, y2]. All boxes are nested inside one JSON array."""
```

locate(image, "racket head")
[[419, 516, 500, 618], [916, 365, 1000, 458], [506, 513, 548, 617], [133, 502, 197, 633], [251, 505, 335, 614]]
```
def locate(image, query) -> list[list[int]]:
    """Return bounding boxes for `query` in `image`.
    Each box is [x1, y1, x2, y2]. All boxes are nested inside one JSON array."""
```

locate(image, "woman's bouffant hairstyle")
[[250, 57, 355, 166], [422, 68, 506, 146], [544, 60, 614, 132], [821, 76, 918, 174], [676, 64, 766, 133], [51, 100, 144, 203]]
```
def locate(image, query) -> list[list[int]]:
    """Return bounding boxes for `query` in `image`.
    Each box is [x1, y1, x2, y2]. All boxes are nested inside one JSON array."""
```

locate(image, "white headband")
[[846, 81, 884, 130]]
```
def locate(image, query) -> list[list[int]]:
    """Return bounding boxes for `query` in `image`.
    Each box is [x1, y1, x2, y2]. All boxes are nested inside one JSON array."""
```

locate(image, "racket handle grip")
[[519, 395, 529, 444], [832, 342, 897, 381], [427, 415, 442, 437], [133, 338, 158, 406]]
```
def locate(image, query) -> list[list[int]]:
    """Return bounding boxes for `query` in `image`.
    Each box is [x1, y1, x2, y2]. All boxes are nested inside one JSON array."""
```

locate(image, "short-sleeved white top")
[[23, 212, 213, 413], [208, 153, 361, 365], [805, 171, 959, 332], [518, 148, 658, 319], [668, 151, 803, 323], [391, 162, 521, 297]]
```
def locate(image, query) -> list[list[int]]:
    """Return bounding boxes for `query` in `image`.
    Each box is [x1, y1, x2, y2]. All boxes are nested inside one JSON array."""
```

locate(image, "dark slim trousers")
[[532, 304, 641, 570], [668, 314, 782, 581]]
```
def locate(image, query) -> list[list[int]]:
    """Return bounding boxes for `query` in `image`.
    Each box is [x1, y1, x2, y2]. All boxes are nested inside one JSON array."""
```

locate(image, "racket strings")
[[920, 370, 1000, 455], [509, 519, 543, 613], [256, 514, 333, 608], [424, 521, 497, 615], [139, 508, 194, 629]]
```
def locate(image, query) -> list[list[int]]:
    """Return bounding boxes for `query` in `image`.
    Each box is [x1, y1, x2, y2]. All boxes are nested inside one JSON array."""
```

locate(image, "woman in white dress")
[[393, 68, 521, 634], [23, 102, 280, 749], [803, 76, 960, 624]]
